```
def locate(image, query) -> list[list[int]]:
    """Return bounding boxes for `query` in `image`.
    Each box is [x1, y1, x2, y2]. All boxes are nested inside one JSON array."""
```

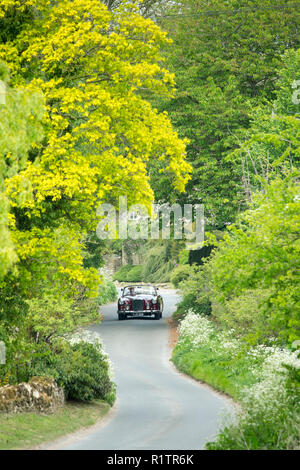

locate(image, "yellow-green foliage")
[[3, 0, 190, 211], [0, 0, 191, 293], [0, 61, 44, 279], [0, 1, 191, 385]]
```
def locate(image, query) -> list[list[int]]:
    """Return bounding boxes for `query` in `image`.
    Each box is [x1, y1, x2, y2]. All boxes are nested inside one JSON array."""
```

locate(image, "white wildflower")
[[241, 347, 300, 417], [177, 309, 299, 424], [178, 310, 215, 348]]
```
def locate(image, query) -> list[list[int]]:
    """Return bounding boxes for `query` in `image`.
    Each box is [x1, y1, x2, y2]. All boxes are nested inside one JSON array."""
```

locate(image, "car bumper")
[[118, 310, 161, 317]]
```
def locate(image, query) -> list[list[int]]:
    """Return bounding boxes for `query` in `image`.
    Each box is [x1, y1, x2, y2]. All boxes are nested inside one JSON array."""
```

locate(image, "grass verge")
[[0, 400, 110, 450], [171, 345, 256, 401], [172, 313, 300, 449]]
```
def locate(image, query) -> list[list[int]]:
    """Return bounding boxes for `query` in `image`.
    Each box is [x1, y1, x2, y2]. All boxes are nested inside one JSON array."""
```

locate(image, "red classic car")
[[117, 285, 163, 320]]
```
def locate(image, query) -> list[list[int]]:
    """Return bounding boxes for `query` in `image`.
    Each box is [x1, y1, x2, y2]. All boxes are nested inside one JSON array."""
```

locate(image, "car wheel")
[[154, 312, 160, 320], [118, 313, 125, 321]]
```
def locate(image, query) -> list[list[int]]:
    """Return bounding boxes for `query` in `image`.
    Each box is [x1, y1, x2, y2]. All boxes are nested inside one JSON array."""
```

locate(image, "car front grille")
[[133, 299, 144, 311]]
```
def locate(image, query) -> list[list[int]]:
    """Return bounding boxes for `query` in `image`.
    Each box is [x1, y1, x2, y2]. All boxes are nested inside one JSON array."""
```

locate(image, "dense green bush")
[[126, 265, 143, 282], [174, 293, 212, 321], [212, 288, 274, 342], [114, 261, 170, 283], [173, 293, 196, 321], [98, 276, 117, 305], [29, 340, 115, 404], [113, 264, 143, 282], [113, 265, 136, 282], [0, 326, 40, 385], [173, 265, 212, 319], [26, 287, 103, 343], [209, 176, 300, 345], [142, 259, 173, 283], [140, 241, 184, 283], [0, 285, 102, 385], [170, 264, 193, 288], [140, 244, 168, 282]]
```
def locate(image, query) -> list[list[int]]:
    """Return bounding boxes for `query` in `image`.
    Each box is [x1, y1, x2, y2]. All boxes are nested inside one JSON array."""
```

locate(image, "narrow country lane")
[[53, 289, 232, 450]]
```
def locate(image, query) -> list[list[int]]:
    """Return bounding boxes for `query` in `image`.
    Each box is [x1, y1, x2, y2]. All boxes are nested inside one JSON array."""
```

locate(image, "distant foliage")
[[155, 0, 300, 227], [114, 240, 186, 283], [126, 266, 143, 283], [98, 276, 118, 305], [113, 265, 139, 282], [140, 240, 185, 282], [141, 244, 173, 283], [113, 264, 144, 282]]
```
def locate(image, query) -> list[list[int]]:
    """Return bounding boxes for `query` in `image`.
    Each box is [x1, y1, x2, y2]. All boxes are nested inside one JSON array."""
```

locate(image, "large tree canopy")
[[0, 61, 44, 280], [0, 0, 191, 377], [0, 0, 191, 292], [154, 0, 299, 227]]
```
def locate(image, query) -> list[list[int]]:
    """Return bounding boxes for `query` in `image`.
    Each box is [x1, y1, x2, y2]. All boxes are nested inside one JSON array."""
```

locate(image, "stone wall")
[[0, 376, 65, 414], [122, 242, 142, 266], [103, 254, 122, 276]]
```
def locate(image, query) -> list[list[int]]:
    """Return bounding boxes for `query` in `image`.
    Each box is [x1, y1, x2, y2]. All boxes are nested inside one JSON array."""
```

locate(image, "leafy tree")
[[0, 61, 44, 279], [103, 0, 172, 19], [0, 0, 191, 294], [209, 174, 300, 344], [0, 0, 191, 384], [173, 46, 300, 344], [209, 51, 300, 343], [228, 48, 300, 199], [154, 0, 299, 227], [0, 0, 190, 292]]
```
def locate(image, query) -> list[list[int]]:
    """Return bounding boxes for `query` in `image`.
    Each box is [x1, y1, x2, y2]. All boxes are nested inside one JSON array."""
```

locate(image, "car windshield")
[[123, 286, 156, 296]]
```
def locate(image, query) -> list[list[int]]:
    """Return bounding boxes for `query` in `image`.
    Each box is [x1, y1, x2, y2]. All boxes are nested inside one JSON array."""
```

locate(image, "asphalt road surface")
[[60, 289, 232, 450]]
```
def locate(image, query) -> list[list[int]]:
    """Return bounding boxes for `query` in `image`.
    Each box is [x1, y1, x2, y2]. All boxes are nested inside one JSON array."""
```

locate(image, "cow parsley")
[[177, 309, 300, 447], [178, 311, 215, 348]]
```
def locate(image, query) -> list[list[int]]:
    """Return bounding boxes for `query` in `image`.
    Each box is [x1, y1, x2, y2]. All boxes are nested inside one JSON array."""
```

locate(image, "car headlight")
[[125, 305, 130, 311]]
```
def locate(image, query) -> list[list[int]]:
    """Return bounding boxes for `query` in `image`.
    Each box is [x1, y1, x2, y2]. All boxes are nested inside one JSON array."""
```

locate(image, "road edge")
[[30, 398, 119, 450], [165, 316, 237, 408]]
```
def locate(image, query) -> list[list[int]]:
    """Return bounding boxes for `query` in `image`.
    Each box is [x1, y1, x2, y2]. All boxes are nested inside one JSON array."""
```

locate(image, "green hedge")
[[98, 277, 117, 305], [113, 265, 143, 282], [170, 264, 193, 288], [29, 340, 116, 405], [126, 265, 143, 282]]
